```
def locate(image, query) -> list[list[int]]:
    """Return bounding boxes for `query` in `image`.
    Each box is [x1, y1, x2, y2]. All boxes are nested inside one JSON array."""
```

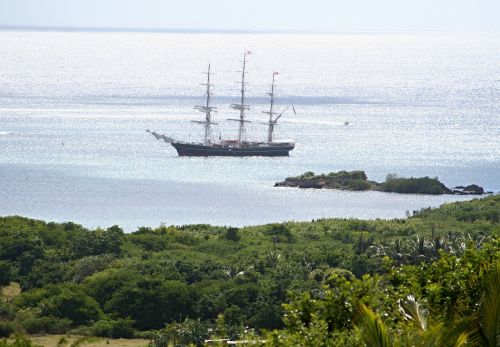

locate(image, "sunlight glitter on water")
[[0, 30, 498, 228]]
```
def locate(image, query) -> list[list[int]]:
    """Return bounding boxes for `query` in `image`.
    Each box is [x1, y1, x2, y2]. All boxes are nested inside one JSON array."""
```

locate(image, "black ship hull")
[[171, 142, 294, 157]]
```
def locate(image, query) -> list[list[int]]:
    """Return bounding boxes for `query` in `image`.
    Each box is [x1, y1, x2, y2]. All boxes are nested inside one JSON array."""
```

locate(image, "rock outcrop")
[[275, 171, 488, 196]]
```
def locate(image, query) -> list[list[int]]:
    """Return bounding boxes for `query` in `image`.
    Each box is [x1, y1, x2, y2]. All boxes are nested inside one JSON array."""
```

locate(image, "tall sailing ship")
[[147, 51, 295, 157]]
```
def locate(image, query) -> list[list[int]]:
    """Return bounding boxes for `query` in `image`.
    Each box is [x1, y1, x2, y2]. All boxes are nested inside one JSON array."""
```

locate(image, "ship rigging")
[[147, 51, 295, 157]]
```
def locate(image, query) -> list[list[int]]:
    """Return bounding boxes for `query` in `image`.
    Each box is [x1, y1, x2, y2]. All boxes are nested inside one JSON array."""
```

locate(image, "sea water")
[[0, 29, 499, 230]]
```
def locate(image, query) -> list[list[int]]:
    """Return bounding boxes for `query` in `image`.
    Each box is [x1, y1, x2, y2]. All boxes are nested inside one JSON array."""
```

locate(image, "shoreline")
[[275, 170, 493, 196], [0, 192, 483, 232]]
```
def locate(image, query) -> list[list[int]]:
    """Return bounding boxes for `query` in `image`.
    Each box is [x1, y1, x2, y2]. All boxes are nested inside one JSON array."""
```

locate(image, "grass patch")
[[28, 335, 149, 347]]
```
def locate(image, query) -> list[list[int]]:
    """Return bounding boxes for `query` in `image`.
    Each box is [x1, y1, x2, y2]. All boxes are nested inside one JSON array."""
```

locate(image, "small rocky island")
[[275, 170, 488, 195]]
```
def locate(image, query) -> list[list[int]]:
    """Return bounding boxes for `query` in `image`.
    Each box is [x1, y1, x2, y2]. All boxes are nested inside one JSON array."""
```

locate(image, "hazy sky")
[[1, 0, 499, 32]]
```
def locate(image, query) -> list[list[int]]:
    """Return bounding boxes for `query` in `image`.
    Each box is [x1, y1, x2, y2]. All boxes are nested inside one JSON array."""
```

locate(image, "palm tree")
[[355, 304, 391, 347], [470, 260, 500, 346], [355, 260, 500, 346], [356, 299, 469, 347]]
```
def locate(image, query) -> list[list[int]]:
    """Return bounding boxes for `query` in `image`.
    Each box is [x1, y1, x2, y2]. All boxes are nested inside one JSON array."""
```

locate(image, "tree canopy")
[[0, 195, 498, 344]]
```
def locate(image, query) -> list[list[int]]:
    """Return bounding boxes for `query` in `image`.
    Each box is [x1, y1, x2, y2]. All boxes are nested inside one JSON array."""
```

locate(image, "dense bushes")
[[279, 171, 463, 195], [12, 283, 102, 329], [90, 317, 136, 338], [382, 176, 449, 194], [280, 170, 374, 190], [72, 226, 124, 258], [0, 195, 498, 339], [104, 278, 195, 330], [0, 334, 37, 347], [347, 179, 371, 191], [17, 314, 72, 334], [0, 321, 16, 338], [0, 263, 11, 287], [263, 247, 500, 346]]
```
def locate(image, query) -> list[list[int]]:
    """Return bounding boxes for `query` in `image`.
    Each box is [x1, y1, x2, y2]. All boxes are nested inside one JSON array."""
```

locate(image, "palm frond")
[[398, 295, 427, 331], [478, 260, 500, 347], [420, 323, 445, 347], [355, 304, 392, 347], [415, 320, 470, 347], [454, 332, 469, 347]]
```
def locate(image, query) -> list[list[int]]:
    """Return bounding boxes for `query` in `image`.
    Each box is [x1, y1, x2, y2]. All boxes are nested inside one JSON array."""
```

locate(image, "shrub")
[[347, 179, 371, 191], [0, 262, 12, 287], [104, 278, 195, 330], [382, 176, 448, 194], [151, 319, 213, 347], [224, 228, 241, 242], [298, 171, 315, 179], [39, 287, 103, 326], [72, 254, 115, 283], [90, 317, 136, 338], [14, 284, 103, 328], [0, 321, 16, 338], [0, 334, 37, 347], [348, 171, 368, 180], [0, 300, 15, 321], [265, 224, 294, 243], [72, 226, 124, 258], [21, 315, 72, 334]]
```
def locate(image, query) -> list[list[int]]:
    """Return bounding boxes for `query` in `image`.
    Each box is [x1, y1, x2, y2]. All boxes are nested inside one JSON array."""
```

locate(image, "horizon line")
[[0, 24, 498, 35]]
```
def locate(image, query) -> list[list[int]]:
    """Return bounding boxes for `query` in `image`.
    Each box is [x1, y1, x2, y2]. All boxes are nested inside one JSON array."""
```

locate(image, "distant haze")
[[1, 0, 499, 32]]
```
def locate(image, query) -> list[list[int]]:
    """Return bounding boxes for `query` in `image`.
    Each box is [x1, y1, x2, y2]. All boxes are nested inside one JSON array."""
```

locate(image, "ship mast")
[[262, 72, 279, 143], [228, 51, 251, 147], [261, 72, 295, 143], [193, 63, 217, 145]]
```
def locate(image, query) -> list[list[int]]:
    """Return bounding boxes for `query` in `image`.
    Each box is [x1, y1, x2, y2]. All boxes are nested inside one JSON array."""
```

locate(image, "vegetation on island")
[[0, 195, 499, 346], [275, 170, 487, 195]]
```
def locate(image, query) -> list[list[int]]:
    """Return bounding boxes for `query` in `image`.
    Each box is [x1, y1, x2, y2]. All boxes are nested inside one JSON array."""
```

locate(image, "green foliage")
[[473, 260, 500, 347], [90, 317, 136, 338], [0, 334, 39, 347], [354, 302, 471, 347], [355, 304, 390, 347], [298, 171, 315, 179], [71, 254, 115, 283], [283, 171, 467, 195], [21, 259, 69, 290], [286, 170, 373, 191], [82, 269, 141, 307], [14, 283, 102, 329], [215, 314, 243, 340], [40, 286, 102, 325], [0, 195, 498, 343], [17, 314, 72, 334], [104, 277, 195, 330], [265, 241, 500, 346], [72, 226, 124, 258], [223, 227, 241, 242], [414, 196, 500, 224], [0, 300, 15, 321], [347, 179, 371, 191], [0, 262, 12, 286], [0, 321, 16, 338], [150, 319, 213, 347], [265, 224, 294, 243], [0, 230, 43, 261], [382, 176, 449, 194]]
